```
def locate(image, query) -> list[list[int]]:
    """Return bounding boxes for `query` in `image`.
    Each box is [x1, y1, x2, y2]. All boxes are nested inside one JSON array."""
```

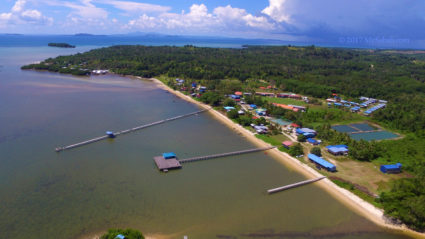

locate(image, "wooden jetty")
[[55, 108, 210, 152], [154, 146, 276, 172], [267, 176, 326, 194], [178, 146, 276, 163]]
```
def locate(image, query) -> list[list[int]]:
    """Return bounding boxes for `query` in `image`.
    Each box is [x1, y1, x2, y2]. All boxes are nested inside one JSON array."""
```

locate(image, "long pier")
[[55, 108, 210, 152], [178, 146, 276, 163], [267, 176, 326, 194]]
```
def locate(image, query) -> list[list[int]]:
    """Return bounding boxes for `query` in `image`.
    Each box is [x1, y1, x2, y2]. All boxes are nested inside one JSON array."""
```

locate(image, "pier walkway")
[[267, 176, 326, 194], [154, 146, 276, 172], [178, 146, 276, 163], [55, 108, 210, 152]]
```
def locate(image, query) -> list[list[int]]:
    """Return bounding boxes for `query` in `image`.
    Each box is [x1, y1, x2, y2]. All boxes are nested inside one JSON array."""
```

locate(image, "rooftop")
[[162, 152, 176, 159]]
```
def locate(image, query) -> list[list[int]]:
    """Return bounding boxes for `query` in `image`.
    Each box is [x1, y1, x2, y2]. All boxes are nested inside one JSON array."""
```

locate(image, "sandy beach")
[[150, 78, 425, 239]]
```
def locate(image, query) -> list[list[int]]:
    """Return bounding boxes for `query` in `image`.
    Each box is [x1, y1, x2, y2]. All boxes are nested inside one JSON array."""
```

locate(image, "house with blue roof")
[[308, 154, 336, 172], [199, 86, 207, 93], [115, 234, 125, 239], [307, 138, 320, 145], [380, 163, 402, 174], [350, 106, 360, 112], [326, 145, 349, 156], [230, 94, 241, 99], [256, 108, 267, 116], [296, 128, 317, 138]]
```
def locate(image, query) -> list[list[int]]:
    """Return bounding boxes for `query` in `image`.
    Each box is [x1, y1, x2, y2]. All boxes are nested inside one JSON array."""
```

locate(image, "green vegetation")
[[21, 63, 90, 75], [199, 92, 222, 106], [289, 143, 304, 157], [297, 134, 307, 142], [255, 134, 290, 146], [21, 45, 425, 231], [223, 98, 236, 107], [101, 228, 144, 239], [330, 177, 379, 207], [263, 97, 308, 106], [311, 147, 321, 156], [378, 169, 425, 231], [316, 124, 382, 162], [226, 109, 239, 119], [48, 42, 76, 48]]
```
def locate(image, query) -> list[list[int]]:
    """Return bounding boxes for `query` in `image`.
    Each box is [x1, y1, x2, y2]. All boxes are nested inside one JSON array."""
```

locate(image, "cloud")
[[261, 0, 425, 40], [12, 0, 27, 12], [214, 5, 274, 30], [126, 4, 275, 36], [262, 0, 290, 23], [63, 0, 108, 19], [0, 13, 12, 21], [0, 0, 52, 26], [128, 14, 157, 29], [21, 9, 42, 20], [96, 0, 170, 14]]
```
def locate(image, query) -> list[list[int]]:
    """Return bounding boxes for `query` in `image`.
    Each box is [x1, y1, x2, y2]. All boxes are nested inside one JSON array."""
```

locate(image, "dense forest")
[[22, 45, 425, 231]]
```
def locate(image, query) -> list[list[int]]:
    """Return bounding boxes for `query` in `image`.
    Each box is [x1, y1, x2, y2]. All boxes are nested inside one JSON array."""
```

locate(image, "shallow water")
[[0, 47, 413, 239]]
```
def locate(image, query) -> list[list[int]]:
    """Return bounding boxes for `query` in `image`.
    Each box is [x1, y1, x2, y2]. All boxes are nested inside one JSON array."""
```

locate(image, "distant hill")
[[74, 33, 93, 36], [74, 33, 107, 37]]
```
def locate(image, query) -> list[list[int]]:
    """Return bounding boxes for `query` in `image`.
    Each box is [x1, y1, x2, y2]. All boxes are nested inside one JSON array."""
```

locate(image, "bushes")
[[237, 115, 253, 126], [289, 143, 304, 157], [101, 228, 144, 239], [378, 175, 425, 231], [311, 147, 321, 156], [297, 134, 307, 142], [227, 109, 239, 119], [223, 98, 236, 107], [199, 92, 222, 106]]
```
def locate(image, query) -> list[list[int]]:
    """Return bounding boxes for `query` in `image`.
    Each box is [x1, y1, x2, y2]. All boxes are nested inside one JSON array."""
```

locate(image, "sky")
[[1, 0, 424, 46]]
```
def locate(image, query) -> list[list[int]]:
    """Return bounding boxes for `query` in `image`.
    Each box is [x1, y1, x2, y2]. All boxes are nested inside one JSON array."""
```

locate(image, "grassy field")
[[263, 97, 309, 106], [255, 134, 291, 146], [303, 108, 369, 128], [300, 140, 406, 195]]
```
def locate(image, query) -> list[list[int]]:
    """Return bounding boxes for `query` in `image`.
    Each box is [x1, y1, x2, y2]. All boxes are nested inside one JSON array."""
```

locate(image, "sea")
[[0, 35, 414, 239]]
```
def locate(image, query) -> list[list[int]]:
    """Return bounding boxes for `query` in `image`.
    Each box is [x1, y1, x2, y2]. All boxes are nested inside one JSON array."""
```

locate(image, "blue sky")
[[1, 0, 424, 46]]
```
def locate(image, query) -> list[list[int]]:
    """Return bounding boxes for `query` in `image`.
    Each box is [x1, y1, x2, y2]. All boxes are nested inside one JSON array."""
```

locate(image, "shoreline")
[[150, 77, 425, 239]]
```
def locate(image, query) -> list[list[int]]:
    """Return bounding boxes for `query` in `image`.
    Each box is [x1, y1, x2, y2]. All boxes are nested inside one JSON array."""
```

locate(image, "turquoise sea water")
[[0, 40, 413, 239]]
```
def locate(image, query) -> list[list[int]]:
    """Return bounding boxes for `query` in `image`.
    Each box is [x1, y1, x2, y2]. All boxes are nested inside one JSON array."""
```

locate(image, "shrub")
[[311, 147, 322, 156], [101, 228, 144, 239]]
